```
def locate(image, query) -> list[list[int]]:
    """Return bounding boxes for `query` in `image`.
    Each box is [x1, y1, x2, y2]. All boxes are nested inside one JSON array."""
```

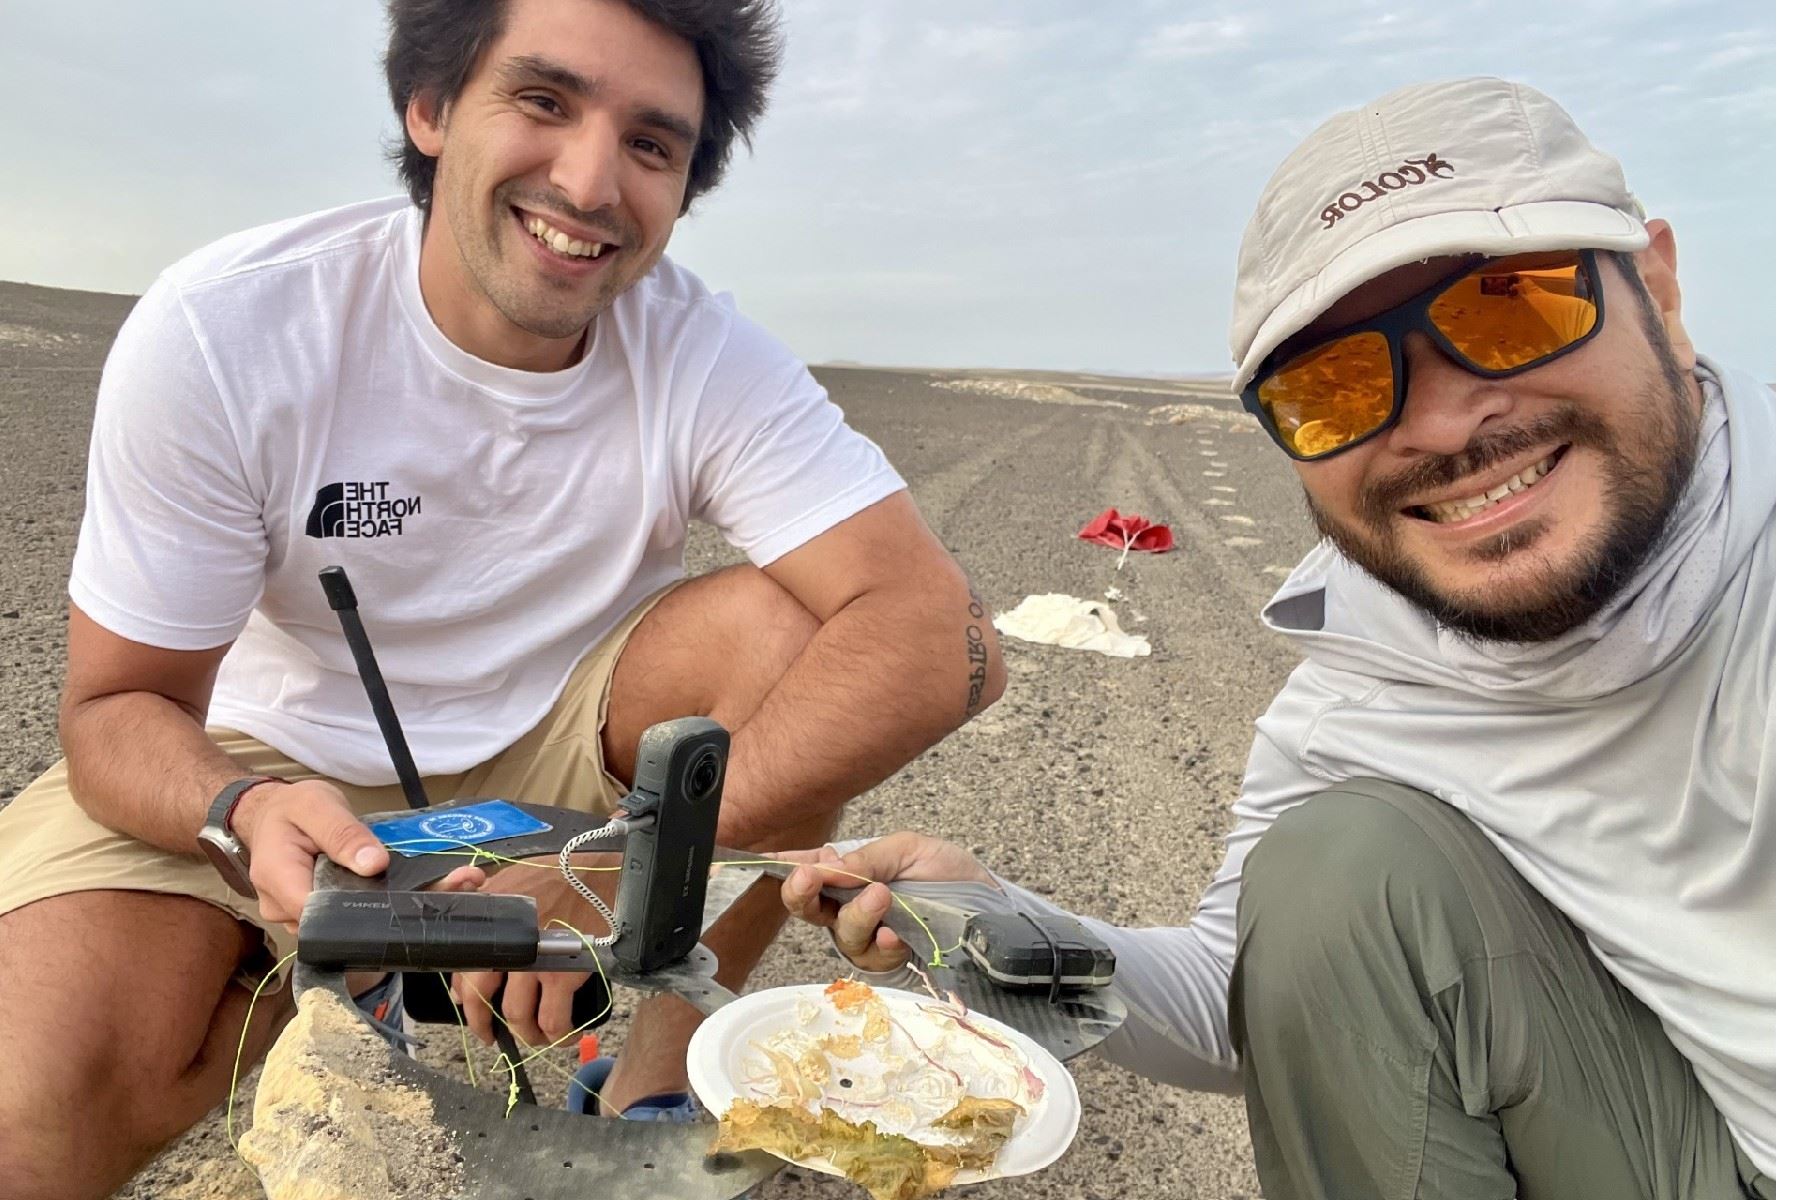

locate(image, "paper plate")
[[687, 983, 1081, 1185]]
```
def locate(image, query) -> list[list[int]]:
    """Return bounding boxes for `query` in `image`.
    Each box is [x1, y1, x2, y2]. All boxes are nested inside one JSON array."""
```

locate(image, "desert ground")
[[1, 279, 1321, 1200]]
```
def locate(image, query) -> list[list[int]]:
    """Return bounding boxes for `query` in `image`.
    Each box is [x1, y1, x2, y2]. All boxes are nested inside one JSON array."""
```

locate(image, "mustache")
[[1359, 406, 1616, 520], [503, 187, 639, 251]]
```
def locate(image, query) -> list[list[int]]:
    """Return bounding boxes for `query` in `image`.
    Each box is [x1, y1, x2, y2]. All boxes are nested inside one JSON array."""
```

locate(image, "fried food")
[[709, 980, 1042, 1200]]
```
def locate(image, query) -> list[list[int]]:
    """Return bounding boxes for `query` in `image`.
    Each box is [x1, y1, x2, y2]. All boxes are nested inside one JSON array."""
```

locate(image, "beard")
[[443, 166, 645, 342], [1306, 321, 1701, 644]]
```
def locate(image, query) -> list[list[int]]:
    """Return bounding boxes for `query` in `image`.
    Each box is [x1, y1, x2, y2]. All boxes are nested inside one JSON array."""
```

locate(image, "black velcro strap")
[[1016, 909, 1064, 1005]]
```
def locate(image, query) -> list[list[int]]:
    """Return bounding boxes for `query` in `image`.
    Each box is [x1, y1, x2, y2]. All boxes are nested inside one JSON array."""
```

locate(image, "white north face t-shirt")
[[71, 197, 906, 784]]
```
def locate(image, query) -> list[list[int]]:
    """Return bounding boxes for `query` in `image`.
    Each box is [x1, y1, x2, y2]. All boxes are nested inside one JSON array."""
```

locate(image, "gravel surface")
[[1, 280, 1317, 1200]]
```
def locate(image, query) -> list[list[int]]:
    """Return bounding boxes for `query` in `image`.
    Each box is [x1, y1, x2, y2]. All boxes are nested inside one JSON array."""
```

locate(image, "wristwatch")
[[196, 776, 283, 898]]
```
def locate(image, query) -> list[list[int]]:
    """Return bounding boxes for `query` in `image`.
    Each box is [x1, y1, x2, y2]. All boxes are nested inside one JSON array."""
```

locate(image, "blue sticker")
[[370, 800, 553, 857]]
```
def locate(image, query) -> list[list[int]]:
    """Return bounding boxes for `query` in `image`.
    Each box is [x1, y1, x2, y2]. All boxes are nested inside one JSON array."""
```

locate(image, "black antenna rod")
[[318, 566, 429, 810]]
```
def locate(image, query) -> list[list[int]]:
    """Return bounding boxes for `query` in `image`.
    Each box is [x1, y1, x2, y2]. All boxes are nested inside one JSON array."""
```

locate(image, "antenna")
[[318, 566, 429, 810]]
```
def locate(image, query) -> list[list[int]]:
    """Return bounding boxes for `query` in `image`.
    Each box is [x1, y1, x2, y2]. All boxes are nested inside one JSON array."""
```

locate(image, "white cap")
[[1229, 77, 1649, 392]]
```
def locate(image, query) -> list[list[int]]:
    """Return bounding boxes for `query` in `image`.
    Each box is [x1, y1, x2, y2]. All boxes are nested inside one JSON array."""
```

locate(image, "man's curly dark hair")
[[383, 0, 781, 214]]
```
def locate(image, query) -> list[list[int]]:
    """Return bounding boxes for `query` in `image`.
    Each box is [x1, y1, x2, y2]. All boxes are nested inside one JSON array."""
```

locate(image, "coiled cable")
[[557, 816, 647, 947]]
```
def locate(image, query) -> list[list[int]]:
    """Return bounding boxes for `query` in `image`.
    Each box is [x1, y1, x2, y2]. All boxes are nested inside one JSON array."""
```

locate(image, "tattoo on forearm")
[[964, 591, 990, 719]]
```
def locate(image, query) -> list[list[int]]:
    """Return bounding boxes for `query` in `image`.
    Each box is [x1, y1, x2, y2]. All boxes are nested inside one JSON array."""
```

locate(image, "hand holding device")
[[775, 833, 998, 972]]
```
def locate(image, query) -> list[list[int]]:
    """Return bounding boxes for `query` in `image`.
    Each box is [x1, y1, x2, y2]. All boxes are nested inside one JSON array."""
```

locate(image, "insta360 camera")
[[612, 718, 729, 974]]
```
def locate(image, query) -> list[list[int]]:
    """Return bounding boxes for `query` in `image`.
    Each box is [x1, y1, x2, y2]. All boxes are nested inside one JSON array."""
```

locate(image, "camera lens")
[[687, 750, 720, 796]]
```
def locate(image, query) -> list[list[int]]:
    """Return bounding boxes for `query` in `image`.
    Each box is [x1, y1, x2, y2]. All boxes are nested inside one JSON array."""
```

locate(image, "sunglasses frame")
[[1240, 249, 1608, 462]]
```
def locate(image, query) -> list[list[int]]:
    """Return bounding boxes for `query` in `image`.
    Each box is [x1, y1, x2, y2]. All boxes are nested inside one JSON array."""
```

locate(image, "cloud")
[[0, 0, 1777, 377], [780, 64, 872, 117], [921, 24, 1026, 62], [1137, 16, 1256, 60], [1697, 37, 1773, 72]]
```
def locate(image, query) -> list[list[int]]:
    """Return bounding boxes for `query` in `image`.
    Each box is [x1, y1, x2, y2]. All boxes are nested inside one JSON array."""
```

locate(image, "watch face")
[[197, 830, 257, 899]]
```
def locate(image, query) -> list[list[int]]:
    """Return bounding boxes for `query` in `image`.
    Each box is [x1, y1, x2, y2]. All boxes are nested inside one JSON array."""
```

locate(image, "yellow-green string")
[[377, 836, 626, 874], [437, 970, 482, 1089], [225, 950, 298, 1160], [226, 844, 940, 1152], [226, 944, 612, 1151], [452, 918, 621, 1117], [378, 845, 943, 964], [712, 858, 959, 968], [375, 838, 956, 966]]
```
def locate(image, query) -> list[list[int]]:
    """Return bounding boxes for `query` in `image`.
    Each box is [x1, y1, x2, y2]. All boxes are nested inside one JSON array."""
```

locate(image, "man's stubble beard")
[[441, 160, 645, 342], [1305, 317, 1701, 645]]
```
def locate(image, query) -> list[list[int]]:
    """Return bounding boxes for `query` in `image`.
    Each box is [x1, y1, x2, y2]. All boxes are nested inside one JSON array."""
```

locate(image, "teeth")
[[1422, 453, 1557, 524], [524, 215, 607, 259]]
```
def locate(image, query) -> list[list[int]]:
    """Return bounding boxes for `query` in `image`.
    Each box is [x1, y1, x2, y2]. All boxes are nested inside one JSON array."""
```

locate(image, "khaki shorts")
[[0, 586, 673, 964]]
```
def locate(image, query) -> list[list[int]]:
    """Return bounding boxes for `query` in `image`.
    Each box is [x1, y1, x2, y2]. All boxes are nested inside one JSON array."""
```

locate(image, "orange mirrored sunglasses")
[[1240, 250, 1604, 461]]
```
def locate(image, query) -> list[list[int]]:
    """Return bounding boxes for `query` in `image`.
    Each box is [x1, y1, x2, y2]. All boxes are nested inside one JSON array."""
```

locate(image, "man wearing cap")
[[777, 76, 1774, 1198]]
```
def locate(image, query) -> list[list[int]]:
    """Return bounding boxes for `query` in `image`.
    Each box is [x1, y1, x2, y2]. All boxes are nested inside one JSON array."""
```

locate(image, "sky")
[[0, 0, 1775, 377]]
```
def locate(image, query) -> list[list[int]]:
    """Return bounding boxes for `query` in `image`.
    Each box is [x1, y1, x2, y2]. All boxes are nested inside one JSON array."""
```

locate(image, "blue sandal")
[[566, 1056, 703, 1122], [352, 972, 420, 1057]]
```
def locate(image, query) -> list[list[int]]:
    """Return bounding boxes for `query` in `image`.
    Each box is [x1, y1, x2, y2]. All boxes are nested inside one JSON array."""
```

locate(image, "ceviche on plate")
[[687, 979, 1081, 1200]]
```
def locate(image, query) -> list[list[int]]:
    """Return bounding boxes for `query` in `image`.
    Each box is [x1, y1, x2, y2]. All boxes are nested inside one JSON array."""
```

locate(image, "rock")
[[239, 988, 464, 1200]]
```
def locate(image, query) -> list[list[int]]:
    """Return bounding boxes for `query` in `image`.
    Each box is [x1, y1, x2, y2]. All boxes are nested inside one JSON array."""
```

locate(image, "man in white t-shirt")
[[0, 2, 1006, 1195], [780, 80, 1774, 1197]]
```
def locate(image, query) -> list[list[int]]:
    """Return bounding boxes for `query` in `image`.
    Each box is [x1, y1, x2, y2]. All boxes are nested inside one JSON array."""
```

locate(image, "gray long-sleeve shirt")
[[857, 356, 1775, 1176]]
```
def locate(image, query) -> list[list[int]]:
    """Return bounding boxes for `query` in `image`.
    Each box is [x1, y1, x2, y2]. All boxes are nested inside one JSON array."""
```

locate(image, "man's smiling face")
[[406, 0, 703, 369], [1291, 221, 1705, 643]]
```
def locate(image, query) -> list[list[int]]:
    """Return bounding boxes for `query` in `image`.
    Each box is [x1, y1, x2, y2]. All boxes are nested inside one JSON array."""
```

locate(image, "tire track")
[[1112, 422, 1281, 616], [901, 405, 1059, 528]]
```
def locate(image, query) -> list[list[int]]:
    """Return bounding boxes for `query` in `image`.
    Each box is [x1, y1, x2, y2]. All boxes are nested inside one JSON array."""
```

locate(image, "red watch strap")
[[222, 775, 286, 838]]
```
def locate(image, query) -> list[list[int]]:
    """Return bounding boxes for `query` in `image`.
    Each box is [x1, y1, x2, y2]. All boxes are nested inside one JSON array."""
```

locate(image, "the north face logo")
[[305, 481, 422, 539]]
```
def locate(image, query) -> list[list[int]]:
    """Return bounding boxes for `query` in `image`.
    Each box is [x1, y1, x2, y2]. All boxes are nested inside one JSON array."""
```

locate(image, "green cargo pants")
[[1230, 778, 1773, 1200]]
